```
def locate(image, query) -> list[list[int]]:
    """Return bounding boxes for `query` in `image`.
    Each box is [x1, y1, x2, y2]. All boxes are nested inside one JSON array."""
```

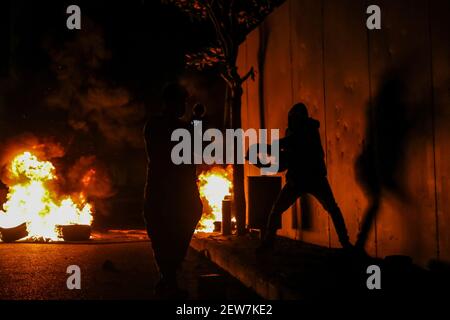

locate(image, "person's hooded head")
[[162, 83, 188, 118], [288, 103, 309, 132]]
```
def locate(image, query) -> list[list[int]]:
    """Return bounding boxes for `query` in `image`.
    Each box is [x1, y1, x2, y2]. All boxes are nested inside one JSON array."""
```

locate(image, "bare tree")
[[163, 0, 285, 234]]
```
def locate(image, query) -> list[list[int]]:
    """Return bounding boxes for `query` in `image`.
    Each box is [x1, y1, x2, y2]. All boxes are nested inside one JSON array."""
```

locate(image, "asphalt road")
[[0, 241, 259, 300]]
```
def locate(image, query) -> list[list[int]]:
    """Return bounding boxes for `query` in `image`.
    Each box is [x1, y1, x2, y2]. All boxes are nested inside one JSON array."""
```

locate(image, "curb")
[[190, 236, 303, 300]]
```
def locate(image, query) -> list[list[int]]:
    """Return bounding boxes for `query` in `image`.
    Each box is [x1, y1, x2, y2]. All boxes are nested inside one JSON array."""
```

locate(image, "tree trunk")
[[229, 84, 246, 235]]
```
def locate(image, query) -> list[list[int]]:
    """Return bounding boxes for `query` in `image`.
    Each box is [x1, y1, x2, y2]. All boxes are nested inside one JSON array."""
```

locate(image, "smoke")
[[45, 20, 145, 148], [66, 155, 116, 219], [67, 155, 115, 200]]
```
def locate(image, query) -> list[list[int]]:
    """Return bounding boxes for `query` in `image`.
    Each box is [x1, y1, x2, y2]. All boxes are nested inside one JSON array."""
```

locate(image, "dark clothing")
[[264, 117, 350, 247], [266, 179, 350, 246], [279, 118, 327, 184], [143, 115, 202, 280]]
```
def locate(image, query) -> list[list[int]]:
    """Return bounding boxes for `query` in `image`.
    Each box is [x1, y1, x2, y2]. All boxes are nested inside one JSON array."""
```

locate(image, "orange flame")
[[196, 166, 233, 232], [0, 151, 93, 241]]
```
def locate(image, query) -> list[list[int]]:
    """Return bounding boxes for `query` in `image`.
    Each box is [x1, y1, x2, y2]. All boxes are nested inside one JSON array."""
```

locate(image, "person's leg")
[[355, 193, 381, 249], [144, 209, 178, 295], [152, 223, 197, 299], [172, 226, 196, 274], [149, 227, 185, 298], [261, 182, 300, 247], [150, 230, 176, 279], [309, 177, 351, 248]]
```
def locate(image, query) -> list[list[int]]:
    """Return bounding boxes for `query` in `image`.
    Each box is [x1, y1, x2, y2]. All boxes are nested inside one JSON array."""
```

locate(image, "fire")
[[196, 166, 233, 232], [0, 151, 93, 241]]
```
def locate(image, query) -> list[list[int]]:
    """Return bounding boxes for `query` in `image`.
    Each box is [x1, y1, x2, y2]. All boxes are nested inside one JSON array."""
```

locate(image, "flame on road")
[[0, 151, 93, 241]]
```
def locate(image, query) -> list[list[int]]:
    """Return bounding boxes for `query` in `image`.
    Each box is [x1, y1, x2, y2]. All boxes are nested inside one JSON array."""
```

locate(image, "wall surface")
[[238, 0, 450, 267]]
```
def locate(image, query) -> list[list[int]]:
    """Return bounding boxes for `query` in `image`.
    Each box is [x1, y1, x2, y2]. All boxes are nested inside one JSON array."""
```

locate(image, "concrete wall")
[[238, 0, 450, 267]]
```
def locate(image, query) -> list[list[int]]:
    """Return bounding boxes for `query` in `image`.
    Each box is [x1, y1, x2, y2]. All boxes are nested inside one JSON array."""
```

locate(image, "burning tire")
[[0, 223, 28, 242], [57, 225, 91, 241]]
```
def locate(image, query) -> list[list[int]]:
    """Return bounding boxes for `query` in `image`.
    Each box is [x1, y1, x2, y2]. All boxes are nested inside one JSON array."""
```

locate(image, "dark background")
[[0, 0, 225, 228]]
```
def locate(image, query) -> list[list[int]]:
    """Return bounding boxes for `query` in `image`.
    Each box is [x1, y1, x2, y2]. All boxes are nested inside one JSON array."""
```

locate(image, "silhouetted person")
[[257, 103, 352, 251], [143, 83, 202, 298]]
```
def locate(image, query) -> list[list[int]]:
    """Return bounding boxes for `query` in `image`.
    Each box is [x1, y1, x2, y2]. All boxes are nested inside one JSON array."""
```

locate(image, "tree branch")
[[240, 67, 255, 84], [205, 1, 230, 58]]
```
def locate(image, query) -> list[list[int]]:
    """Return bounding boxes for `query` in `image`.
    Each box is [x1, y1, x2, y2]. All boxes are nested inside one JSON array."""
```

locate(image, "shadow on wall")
[[355, 64, 438, 252]]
